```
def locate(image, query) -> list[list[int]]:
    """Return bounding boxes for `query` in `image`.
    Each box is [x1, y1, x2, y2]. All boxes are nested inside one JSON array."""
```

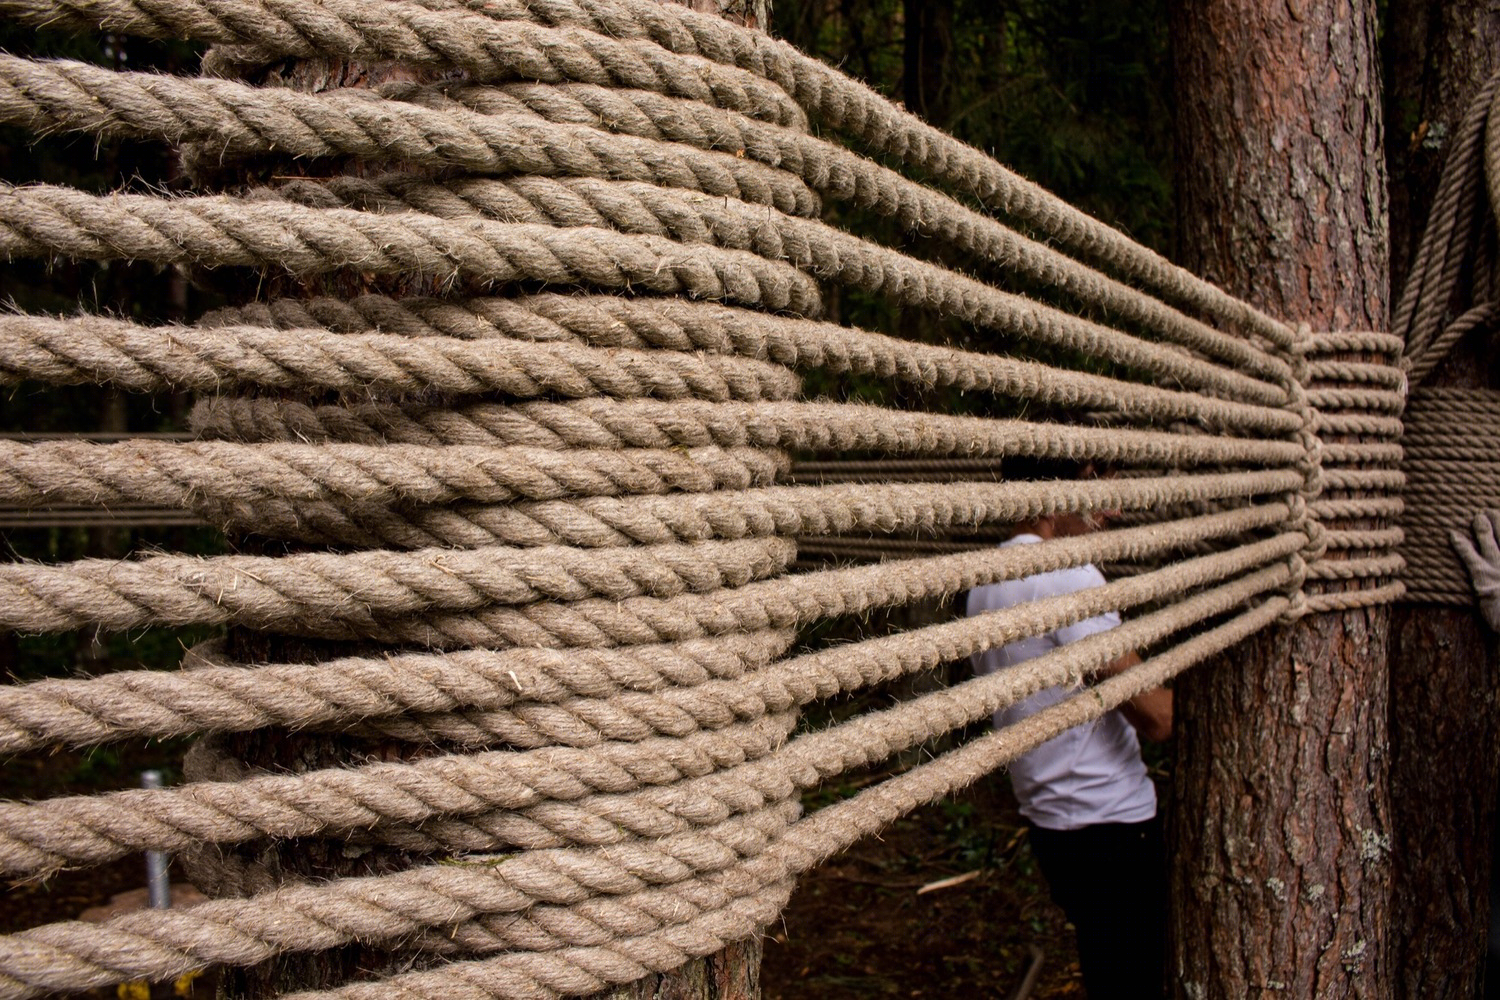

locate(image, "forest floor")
[[0, 740, 1090, 1000], [760, 774, 1086, 999]]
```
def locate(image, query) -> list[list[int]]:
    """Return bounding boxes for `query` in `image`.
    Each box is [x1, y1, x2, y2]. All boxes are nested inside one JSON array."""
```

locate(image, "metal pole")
[[140, 770, 171, 909]]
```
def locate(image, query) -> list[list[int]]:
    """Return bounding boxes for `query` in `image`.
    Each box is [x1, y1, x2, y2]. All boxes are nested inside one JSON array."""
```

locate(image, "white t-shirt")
[[966, 533, 1157, 831]]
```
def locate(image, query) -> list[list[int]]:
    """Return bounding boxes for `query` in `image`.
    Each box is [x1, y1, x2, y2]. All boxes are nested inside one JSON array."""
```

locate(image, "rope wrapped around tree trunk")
[[0, 0, 1406, 996], [1388, 70, 1500, 604]]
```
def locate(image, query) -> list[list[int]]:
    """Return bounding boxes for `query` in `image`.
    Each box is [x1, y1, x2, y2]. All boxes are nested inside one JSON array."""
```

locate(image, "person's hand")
[[1451, 510, 1500, 630]]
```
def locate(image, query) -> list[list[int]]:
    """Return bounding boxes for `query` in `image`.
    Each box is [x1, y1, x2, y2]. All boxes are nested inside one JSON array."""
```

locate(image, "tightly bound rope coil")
[[0, 0, 1405, 997], [1390, 70, 1500, 603]]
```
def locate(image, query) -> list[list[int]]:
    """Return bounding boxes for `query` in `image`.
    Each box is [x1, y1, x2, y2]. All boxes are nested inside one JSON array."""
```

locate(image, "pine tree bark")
[[1385, 3, 1500, 997], [1167, 2, 1392, 997], [212, 1, 769, 996]]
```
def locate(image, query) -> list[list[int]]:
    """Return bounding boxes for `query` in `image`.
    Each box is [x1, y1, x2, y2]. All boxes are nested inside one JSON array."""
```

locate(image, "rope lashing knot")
[[1284, 328, 1407, 616], [1277, 323, 1326, 620], [1397, 386, 1500, 603]]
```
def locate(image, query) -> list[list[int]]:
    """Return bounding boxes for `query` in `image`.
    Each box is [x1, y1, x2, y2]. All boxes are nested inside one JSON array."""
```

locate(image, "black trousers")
[[1028, 814, 1167, 1000]]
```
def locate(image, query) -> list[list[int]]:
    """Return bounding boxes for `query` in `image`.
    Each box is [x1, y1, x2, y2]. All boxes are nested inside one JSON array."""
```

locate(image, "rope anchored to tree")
[[0, 0, 1405, 996]]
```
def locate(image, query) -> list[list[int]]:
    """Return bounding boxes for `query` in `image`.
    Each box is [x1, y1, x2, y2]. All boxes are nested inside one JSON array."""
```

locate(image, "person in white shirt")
[[967, 506, 1172, 999]]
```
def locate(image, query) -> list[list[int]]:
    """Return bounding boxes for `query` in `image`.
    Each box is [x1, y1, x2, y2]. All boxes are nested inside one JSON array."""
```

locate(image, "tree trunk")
[[902, 0, 953, 128], [210, 1, 770, 996], [1385, 4, 1500, 997], [1167, 2, 1392, 998], [674, 0, 771, 30], [1386, 1, 1500, 289]]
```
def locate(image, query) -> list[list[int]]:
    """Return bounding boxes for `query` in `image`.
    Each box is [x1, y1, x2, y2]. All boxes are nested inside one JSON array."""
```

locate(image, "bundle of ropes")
[[0, 0, 1405, 996], [1392, 73, 1500, 604]]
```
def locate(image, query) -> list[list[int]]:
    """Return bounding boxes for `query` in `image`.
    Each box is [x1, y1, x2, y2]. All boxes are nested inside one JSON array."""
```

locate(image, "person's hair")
[[1003, 457, 1107, 482]]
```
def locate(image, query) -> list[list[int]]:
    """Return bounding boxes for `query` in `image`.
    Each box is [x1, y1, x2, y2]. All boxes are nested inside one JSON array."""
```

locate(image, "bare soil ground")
[[761, 775, 1086, 999]]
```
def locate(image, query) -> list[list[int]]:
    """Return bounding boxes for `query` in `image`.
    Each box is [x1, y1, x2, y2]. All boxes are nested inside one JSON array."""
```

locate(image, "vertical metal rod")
[[140, 770, 171, 910]]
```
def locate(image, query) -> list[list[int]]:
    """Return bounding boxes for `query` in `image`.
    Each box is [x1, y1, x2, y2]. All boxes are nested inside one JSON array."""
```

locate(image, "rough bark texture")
[[1167, 2, 1392, 998], [213, 1, 769, 996], [1386, 0, 1500, 289], [1387, 605, 1499, 1000], [675, 0, 771, 31], [1385, 4, 1500, 997]]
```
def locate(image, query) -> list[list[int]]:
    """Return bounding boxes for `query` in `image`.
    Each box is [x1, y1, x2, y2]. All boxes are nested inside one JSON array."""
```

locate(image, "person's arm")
[[1097, 651, 1173, 742], [1049, 568, 1173, 741]]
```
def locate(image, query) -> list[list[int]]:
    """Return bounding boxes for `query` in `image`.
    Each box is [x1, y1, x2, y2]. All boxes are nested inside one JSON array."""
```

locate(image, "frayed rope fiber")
[[0, 0, 1406, 996]]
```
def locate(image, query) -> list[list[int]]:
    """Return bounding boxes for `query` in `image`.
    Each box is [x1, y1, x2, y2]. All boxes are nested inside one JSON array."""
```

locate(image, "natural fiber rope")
[[0, 501, 1287, 752], [0, 1, 1412, 996], [0, 0, 1296, 347], [0, 52, 1293, 383], [187, 395, 1288, 453], [1396, 388, 1500, 601], [1394, 73, 1500, 381], [0, 537, 799, 635], [0, 572, 1288, 1000], [0, 183, 1282, 403], [1, 467, 1297, 557], [181, 399, 1302, 463], [0, 539, 1293, 880], [0, 439, 789, 510], [0, 186, 825, 314], [1376, 71, 1500, 603], [0, 0, 817, 128], [0, 308, 1298, 432], [278, 600, 1284, 1000], [0, 316, 808, 400]]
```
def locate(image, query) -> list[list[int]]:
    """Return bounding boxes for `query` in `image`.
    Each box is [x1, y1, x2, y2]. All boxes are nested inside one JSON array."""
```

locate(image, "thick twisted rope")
[[283, 598, 1285, 1000], [0, 52, 1283, 383], [0, 58, 818, 215], [188, 394, 1289, 453], [0, 0, 1296, 348], [0, 565, 1289, 999], [0, 461, 1295, 560], [0, 439, 788, 511], [0, 537, 798, 635], [1383, 73, 1500, 604], [1394, 73, 1500, 381], [0, 513, 1295, 881], [269, 167, 1288, 389], [0, 182, 1286, 403], [0, 408, 1297, 559], [5, 49, 1161, 374], [0, 494, 1292, 750], [0, 307, 1297, 433], [0, 316, 805, 400], [0, 185, 824, 314], [0, 0, 813, 128], [0, 472, 1298, 657], [1398, 386, 1500, 601], [0, 2, 1415, 996], [182, 399, 1300, 462]]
